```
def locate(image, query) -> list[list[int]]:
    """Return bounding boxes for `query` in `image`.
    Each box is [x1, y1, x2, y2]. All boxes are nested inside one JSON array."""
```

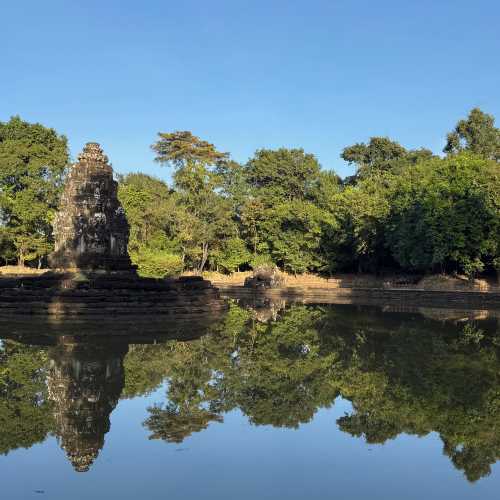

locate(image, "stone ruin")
[[49, 142, 134, 271], [244, 265, 285, 289], [0, 142, 228, 319]]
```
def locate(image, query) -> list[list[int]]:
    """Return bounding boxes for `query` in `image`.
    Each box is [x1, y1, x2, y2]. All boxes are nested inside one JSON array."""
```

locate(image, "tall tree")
[[0, 116, 69, 266], [244, 148, 322, 204], [385, 154, 500, 277], [342, 137, 434, 181], [151, 131, 234, 272], [444, 108, 500, 161]]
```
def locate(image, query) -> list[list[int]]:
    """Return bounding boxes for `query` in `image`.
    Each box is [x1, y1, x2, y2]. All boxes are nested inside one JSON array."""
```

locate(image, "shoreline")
[[216, 284, 500, 310]]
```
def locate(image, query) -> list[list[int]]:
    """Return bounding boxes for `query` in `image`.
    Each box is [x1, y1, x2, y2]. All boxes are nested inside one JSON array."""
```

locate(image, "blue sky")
[[2, 0, 499, 180]]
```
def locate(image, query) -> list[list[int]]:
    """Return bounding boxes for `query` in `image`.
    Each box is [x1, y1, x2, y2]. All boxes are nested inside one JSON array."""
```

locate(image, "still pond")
[[1, 300, 500, 499]]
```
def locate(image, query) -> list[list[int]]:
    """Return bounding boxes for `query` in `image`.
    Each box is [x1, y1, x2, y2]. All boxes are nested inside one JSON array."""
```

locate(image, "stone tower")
[[49, 143, 134, 271]]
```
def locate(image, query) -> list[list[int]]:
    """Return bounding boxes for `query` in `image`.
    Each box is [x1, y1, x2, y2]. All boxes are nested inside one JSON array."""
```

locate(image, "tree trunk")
[[198, 242, 209, 273]]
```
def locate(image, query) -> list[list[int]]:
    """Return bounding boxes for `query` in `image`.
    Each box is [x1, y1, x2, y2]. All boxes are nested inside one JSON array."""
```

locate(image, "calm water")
[[1, 300, 500, 499]]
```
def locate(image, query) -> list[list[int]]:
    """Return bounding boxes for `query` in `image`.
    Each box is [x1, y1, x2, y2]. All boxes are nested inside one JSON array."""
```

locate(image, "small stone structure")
[[49, 142, 133, 271], [244, 265, 284, 289]]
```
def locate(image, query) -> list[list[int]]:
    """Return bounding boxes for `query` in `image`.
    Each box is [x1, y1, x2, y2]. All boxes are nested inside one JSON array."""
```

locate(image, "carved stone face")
[[92, 213, 107, 225]]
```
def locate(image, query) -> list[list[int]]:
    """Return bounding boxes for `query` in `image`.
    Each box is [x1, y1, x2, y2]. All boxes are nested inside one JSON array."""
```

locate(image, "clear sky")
[[2, 0, 499, 180]]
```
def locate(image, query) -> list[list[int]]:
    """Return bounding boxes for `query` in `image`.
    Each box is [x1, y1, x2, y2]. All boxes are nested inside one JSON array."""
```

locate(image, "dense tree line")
[[0, 108, 498, 278]]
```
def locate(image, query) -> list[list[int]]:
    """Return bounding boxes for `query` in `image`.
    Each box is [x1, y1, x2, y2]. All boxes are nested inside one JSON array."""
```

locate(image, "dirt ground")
[[204, 270, 499, 292], [0, 265, 48, 276], [1, 266, 498, 292]]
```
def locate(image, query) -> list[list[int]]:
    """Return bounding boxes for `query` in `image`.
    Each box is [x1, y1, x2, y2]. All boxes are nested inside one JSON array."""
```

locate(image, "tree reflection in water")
[[1, 302, 499, 482]]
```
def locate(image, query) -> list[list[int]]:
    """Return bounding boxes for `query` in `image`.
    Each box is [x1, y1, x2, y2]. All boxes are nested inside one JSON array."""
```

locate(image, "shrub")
[[250, 254, 274, 270], [131, 249, 184, 278]]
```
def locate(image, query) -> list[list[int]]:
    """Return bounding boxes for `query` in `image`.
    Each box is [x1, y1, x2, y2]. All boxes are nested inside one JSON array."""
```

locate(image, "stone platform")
[[0, 142, 228, 328], [0, 273, 227, 323]]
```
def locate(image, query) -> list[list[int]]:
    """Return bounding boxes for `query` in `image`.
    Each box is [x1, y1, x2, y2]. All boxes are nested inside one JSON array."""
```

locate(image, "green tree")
[[245, 148, 322, 204], [326, 173, 392, 272], [240, 197, 267, 256], [262, 200, 335, 274], [118, 173, 184, 277], [342, 136, 434, 181], [131, 248, 184, 278], [240, 148, 337, 273], [444, 108, 500, 161], [0, 116, 69, 266], [385, 154, 500, 276], [309, 170, 342, 210], [212, 236, 251, 273], [118, 173, 177, 253], [152, 131, 235, 272]]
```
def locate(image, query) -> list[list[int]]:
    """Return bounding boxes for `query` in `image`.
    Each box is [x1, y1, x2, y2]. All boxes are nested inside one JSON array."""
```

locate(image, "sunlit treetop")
[[444, 108, 500, 161], [151, 131, 229, 169]]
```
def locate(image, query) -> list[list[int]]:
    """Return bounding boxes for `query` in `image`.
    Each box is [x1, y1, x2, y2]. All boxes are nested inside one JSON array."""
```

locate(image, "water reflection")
[[48, 340, 127, 471], [1, 301, 499, 482]]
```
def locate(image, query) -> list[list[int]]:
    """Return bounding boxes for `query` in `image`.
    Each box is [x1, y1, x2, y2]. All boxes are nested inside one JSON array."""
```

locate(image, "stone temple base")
[[0, 273, 228, 326]]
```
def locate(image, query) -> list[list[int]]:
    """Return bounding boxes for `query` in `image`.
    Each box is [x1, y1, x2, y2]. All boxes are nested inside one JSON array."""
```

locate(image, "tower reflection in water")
[[0, 312, 219, 473], [47, 339, 127, 472]]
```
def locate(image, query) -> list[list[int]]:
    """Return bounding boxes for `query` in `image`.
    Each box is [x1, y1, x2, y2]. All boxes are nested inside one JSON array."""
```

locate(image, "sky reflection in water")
[[1, 301, 500, 499]]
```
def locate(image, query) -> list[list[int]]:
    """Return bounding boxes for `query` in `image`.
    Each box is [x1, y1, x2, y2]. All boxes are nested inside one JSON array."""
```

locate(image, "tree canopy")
[[0, 116, 69, 265], [444, 108, 500, 161]]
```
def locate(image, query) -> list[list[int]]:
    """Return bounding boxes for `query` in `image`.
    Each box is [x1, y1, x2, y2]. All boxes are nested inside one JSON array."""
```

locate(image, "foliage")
[[211, 237, 251, 273], [384, 154, 500, 276], [0, 116, 69, 265], [151, 131, 235, 272], [444, 108, 500, 161], [118, 173, 178, 253], [261, 200, 335, 274], [0, 340, 53, 455], [342, 136, 435, 181], [323, 172, 393, 272], [249, 253, 274, 270], [245, 148, 322, 204], [140, 115, 498, 277], [1, 107, 498, 279], [131, 248, 184, 278], [151, 131, 229, 169]]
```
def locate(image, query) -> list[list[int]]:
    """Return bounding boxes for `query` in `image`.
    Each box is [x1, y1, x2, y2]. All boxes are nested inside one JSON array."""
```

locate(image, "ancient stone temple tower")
[[49, 143, 134, 271]]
